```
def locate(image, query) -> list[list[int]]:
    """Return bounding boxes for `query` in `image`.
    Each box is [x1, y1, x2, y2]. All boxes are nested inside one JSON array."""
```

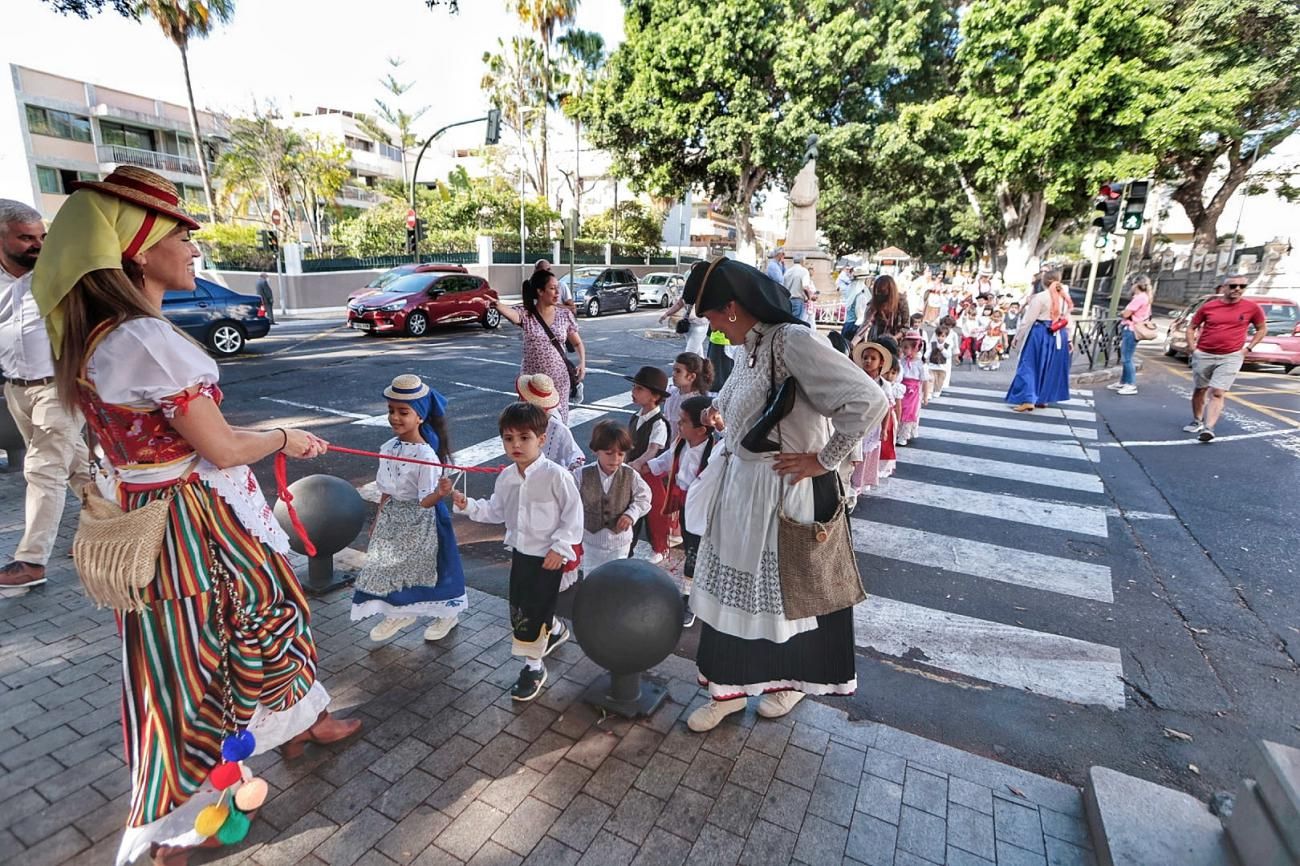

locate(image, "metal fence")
[[299, 252, 477, 272], [1073, 316, 1125, 371]]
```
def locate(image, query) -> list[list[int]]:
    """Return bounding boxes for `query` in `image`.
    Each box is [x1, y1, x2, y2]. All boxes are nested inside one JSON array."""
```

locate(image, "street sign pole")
[[1108, 229, 1135, 318], [271, 209, 285, 318], [1082, 238, 1103, 319]]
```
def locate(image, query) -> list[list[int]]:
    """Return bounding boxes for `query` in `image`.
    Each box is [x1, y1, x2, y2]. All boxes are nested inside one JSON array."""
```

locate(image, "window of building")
[[378, 142, 403, 161], [158, 131, 198, 159], [36, 166, 59, 194], [344, 135, 374, 153], [26, 105, 93, 142], [100, 121, 156, 151], [36, 167, 97, 194]]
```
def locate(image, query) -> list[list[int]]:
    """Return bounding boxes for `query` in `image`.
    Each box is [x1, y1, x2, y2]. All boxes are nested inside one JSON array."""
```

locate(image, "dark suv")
[[563, 267, 641, 317]]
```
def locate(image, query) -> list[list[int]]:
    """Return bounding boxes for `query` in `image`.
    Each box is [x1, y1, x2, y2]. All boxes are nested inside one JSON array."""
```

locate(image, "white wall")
[[1, 67, 36, 208]]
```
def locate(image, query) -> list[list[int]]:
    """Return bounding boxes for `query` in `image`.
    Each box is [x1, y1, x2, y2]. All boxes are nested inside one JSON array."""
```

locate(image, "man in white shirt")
[[782, 252, 812, 319], [0, 200, 92, 588]]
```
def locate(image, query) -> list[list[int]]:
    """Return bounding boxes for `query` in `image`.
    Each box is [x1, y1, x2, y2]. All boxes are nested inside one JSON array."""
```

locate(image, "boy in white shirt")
[[453, 402, 583, 701]]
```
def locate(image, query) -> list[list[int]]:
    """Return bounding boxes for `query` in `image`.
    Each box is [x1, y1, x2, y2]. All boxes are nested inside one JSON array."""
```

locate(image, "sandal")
[[280, 710, 363, 760]]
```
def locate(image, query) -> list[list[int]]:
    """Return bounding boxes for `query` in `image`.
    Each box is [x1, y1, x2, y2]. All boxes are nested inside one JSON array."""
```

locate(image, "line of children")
[[351, 375, 468, 643], [646, 395, 718, 627], [453, 402, 583, 702]]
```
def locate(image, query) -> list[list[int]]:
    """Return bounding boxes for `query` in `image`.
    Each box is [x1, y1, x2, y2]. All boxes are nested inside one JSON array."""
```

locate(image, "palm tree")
[[136, 0, 234, 220], [481, 36, 549, 196], [509, 0, 577, 202]]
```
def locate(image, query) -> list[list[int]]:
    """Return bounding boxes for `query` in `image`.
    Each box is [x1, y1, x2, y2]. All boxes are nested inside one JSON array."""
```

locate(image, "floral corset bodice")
[[77, 380, 222, 470]]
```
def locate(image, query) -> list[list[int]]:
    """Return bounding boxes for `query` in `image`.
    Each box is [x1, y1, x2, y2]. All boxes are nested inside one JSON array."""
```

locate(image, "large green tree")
[[581, 0, 953, 243], [1146, 0, 1300, 248], [136, 1, 234, 221], [358, 57, 428, 189]]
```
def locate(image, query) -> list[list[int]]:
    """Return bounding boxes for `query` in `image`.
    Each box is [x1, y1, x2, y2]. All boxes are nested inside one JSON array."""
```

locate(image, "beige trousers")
[[4, 381, 92, 565]]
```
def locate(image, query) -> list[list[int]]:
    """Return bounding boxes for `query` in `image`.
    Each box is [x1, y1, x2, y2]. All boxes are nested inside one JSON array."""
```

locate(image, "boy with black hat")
[[625, 366, 672, 563]]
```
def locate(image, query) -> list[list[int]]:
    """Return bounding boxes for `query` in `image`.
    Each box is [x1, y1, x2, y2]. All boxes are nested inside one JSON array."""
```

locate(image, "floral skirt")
[[352, 500, 467, 621]]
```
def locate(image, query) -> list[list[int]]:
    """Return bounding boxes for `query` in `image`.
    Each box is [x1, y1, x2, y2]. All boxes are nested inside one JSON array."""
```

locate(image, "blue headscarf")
[[391, 387, 448, 454]]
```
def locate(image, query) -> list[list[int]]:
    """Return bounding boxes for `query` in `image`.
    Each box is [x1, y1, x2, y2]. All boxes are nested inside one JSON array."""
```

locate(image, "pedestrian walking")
[[678, 257, 887, 733], [1183, 275, 1267, 442], [928, 324, 955, 398], [1109, 276, 1154, 396], [572, 420, 652, 584], [351, 374, 468, 643], [840, 266, 870, 342], [0, 198, 93, 588], [493, 269, 586, 424], [516, 373, 585, 470], [35, 167, 360, 866], [453, 402, 583, 701], [765, 247, 786, 284], [850, 274, 911, 349], [255, 271, 275, 323], [1006, 273, 1073, 412], [782, 252, 813, 320], [658, 293, 709, 357]]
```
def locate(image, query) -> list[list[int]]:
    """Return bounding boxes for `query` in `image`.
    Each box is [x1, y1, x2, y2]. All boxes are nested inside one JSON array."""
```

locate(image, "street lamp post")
[[407, 114, 494, 259]]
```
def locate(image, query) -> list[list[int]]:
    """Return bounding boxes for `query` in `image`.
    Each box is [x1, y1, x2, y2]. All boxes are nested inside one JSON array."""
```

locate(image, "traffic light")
[[258, 229, 278, 252], [485, 108, 501, 145], [1092, 182, 1122, 234], [1122, 180, 1149, 231]]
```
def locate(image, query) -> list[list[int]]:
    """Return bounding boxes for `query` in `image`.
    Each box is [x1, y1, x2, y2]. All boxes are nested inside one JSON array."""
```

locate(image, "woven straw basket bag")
[[73, 476, 186, 612]]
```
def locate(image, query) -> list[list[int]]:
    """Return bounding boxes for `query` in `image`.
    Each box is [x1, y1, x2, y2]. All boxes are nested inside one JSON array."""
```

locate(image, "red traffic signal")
[[1098, 183, 1123, 199]]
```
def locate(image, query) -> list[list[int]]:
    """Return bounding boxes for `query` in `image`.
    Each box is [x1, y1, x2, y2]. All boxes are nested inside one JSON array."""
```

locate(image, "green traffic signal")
[[1122, 213, 1143, 231]]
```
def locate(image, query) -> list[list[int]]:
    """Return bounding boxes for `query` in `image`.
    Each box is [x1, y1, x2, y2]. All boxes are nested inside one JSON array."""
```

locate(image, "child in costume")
[[979, 310, 1007, 371], [928, 325, 955, 398], [625, 366, 673, 563], [453, 402, 583, 701], [879, 359, 902, 478], [646, 396, 718, 627], [664, 352, 715, 443], [517, 373, 585, 470], [896, 330, 932, 446], [352, 374, 468, 642], [571, 421, 652, 588], [849, 339, 894, 498]]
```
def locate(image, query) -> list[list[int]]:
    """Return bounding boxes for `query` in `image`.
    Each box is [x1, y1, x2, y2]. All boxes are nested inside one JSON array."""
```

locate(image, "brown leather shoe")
[[0, 561, 46, 588], [280, 710, 363, 760]]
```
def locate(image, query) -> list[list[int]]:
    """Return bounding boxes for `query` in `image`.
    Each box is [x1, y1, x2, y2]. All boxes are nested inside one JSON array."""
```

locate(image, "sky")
[[2, 0, 628, 155]]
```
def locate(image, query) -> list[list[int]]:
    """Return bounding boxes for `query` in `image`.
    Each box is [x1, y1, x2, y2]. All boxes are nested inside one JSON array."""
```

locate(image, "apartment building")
[[3, 64, 227, 219], [286, 107, 405, 208]]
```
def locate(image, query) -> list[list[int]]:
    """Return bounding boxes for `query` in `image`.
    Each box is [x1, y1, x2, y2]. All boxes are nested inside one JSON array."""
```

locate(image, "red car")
[[346, 262, 468, 306], [347, 271, 500, 336]]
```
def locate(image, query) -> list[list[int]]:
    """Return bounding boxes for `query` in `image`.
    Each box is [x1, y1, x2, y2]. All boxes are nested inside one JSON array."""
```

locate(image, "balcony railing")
[[338, 186, 384, 204], [96, 144, 206, 177]]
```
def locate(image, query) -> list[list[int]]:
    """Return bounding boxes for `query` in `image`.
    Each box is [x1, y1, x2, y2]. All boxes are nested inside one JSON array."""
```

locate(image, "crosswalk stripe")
[[853, 597, 1125, 709], [851, 519, 1114, 602], [933, 396, 1096, 423], [920, 426, 1095, 461], [945, 385, 1094, 407], [924, 409, 1098, 439], [865, 477, 1109, 537], [895, 447, 1104, 493]]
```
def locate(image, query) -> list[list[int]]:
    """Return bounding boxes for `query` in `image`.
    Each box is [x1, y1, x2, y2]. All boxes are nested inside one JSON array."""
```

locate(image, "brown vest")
[[579, 465, 635, 533]]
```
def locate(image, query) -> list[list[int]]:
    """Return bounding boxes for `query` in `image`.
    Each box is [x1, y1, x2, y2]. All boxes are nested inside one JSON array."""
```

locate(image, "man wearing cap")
[[782, 251, 812, 319], [0, 199, 92, 588], [765, 248, 785, 284]]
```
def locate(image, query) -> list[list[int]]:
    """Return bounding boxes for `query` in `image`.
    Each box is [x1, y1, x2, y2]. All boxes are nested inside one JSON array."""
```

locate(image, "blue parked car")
[[162, 277, 271, 357]]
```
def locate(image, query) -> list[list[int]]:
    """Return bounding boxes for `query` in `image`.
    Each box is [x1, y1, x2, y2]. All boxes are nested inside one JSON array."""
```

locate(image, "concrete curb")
[[1072, 357, 1144, 387]]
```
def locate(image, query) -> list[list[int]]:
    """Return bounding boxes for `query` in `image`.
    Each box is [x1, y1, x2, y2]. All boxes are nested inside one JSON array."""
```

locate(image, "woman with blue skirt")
[[1006, 278, 1073, 411]]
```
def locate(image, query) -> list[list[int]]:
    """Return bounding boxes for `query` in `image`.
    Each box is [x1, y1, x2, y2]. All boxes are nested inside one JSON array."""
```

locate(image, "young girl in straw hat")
[[352, 374, 468, 643], [516, 373, 585, 470]]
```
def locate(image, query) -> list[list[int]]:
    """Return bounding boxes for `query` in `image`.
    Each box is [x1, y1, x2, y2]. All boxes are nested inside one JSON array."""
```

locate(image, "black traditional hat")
[[683, 257, 805, 327], [624, 366, 671, 397]]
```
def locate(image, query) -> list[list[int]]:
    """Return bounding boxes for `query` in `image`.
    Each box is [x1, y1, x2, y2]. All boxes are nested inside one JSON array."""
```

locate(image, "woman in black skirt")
[[680, 258, 887, 732]]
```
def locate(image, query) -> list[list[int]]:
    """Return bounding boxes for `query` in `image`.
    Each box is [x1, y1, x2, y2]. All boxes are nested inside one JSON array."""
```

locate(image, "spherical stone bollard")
[[0, 394, 25, 472], [572, 558, 683, 718], [273, 474, 367, 595]]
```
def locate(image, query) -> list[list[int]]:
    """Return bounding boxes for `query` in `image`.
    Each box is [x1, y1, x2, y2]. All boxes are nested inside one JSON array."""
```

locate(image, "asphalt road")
[[213, 308, 1299, 799]]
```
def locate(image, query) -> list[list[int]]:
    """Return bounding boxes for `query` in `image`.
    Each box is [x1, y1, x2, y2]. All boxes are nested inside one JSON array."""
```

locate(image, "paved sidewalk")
[[0, 477, 1098, 866]]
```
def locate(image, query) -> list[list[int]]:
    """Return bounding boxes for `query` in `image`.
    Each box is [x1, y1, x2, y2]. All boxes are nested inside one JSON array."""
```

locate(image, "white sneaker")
[[668, 534, 683, 547], [648, 552, 665, 565], [686, 697, 747, 732], [1116, 384, 1137, 395], [757, 691, 805, 719], [423, 615, 458, 642], [369, 616, 416, 642], [1106, 382, 1124, 391], [1182, 420, 1204, 433]]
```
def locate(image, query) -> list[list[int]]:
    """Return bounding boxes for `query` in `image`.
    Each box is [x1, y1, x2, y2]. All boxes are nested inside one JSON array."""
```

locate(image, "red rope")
[[326, 444, 505, 473], [274, 453, 317, 557]]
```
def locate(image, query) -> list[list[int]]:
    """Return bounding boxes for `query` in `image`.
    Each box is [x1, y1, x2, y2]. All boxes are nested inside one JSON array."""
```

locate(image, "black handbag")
[[675, 318, 691, 335], [534, 312, 581, 399], [740, 331, 798, 453]]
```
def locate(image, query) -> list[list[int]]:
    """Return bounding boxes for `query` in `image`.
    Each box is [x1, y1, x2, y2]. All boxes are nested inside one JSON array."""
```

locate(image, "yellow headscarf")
[[33, 189, 179, 358]]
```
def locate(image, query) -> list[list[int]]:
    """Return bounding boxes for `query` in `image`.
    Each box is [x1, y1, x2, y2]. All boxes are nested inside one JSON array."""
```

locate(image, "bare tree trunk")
[[997, 185, 1046, 284], [178, 43, 218, 221], [1170, 140, 1257, 250]]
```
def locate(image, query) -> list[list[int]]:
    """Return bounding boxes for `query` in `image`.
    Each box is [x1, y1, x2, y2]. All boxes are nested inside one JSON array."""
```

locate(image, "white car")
[[638, 272, 685, 307]]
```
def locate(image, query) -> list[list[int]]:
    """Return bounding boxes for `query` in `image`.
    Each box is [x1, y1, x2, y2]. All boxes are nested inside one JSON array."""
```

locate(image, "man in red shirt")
[[1183, 276, 1267, 442]]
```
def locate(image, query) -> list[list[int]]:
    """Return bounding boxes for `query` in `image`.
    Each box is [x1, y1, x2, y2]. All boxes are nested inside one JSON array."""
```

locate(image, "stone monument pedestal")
[[784, 136, 834, 297]]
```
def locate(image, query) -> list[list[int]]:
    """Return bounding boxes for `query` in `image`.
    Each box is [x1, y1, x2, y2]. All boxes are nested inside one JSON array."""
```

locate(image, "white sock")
[[524, 657, 543, 672]]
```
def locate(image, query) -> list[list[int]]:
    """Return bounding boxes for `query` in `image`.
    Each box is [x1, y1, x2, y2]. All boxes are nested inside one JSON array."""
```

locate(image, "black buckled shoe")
[[511, 665, 547, 702]]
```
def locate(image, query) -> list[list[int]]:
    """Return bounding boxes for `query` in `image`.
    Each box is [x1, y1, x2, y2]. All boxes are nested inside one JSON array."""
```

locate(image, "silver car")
[[638, 272, 685, 307]]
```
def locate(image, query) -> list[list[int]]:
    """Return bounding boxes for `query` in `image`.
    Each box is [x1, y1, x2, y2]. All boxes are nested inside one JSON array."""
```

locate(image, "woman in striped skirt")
[[33, 167, 362, 866]]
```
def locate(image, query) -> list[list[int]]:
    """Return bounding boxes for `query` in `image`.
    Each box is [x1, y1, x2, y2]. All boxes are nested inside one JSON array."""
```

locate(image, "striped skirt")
[[118, 480, 319, 830]]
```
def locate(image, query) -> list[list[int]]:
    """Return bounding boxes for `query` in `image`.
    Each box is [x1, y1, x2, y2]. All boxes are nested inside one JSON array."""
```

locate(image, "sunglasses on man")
[[1224, 283, 1247, 290]]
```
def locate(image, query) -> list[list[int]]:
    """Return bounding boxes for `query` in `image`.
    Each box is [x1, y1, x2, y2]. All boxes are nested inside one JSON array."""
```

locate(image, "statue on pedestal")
[[784, 134, 834, 296]]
